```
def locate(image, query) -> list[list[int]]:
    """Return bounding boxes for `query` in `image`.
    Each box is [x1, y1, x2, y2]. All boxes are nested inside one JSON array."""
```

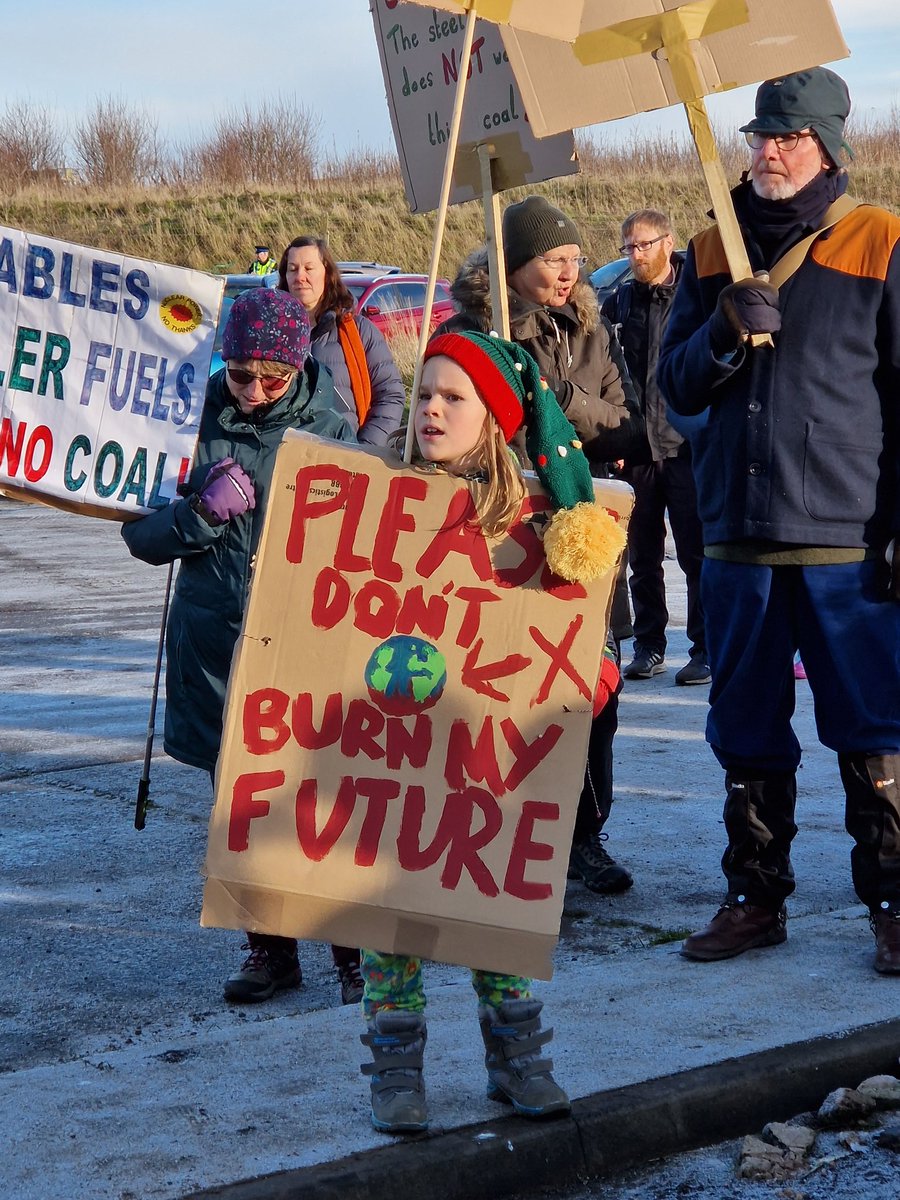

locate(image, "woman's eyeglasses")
[[744, 130, 816, 152], [226, 366, 294, 395], [618, 234, 668, 256], [536, 254, 588, 270]]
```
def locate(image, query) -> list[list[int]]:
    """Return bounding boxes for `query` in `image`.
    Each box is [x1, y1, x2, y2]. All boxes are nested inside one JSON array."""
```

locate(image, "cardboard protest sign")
[[371, 0, 577, 213], [394, 0, 587, 44], [202, 434, 632, 980], [499, 0, 849, 138], [0, 226, 222, 519]]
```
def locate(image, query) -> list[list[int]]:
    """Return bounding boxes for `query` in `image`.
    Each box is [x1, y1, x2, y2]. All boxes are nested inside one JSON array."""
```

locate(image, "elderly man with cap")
[[439, 195, 642, 897], [658, 67, 900, 974]]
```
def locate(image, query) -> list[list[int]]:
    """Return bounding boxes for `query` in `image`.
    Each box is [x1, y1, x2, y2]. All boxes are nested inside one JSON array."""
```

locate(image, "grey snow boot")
[[478, 999, 570, 1117], [360, 1010, 428, 1133]]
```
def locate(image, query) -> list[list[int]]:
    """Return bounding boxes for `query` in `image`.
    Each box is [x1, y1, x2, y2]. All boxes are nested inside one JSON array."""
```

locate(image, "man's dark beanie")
[[502, 196, 582, 274], [740, 66, 853, 168]]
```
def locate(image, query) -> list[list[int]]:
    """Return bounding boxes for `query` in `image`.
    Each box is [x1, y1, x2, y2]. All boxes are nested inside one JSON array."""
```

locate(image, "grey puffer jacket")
[[309, 310, 405, 446], [439, 248, 642, 463], [121, 362, 354, 771]]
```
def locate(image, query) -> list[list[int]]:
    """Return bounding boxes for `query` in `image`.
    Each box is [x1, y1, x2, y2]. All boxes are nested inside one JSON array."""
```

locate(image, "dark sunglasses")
[[226, 366, 294, 395]]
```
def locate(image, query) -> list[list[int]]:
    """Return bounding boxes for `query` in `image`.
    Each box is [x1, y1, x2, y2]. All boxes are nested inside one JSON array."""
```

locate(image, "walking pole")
[[134, 561, 174, 830]]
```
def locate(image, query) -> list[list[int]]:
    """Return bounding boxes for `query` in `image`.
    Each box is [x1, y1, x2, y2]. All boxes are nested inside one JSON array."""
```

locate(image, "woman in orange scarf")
[[278, 236, 405, 445]]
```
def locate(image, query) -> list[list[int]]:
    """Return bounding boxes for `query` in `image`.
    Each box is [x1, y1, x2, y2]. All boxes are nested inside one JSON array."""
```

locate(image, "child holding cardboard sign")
[[359, 329, 625, 1134]]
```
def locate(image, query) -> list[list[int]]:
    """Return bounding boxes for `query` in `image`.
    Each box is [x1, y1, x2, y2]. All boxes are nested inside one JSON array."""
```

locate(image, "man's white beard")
[[751, 172, 798, 201]]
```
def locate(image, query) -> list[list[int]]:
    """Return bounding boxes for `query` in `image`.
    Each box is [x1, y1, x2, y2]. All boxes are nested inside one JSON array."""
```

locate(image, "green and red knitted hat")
[[423, 330, 625, 583]]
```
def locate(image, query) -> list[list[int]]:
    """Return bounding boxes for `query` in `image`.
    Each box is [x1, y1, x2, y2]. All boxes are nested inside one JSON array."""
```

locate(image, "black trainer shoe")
[[567, 833, 634, 894], [622, 646, 666, 680], [223, 942, 302, 1003], [675, 654, 712, 686], [338, 959, 365, 1005]]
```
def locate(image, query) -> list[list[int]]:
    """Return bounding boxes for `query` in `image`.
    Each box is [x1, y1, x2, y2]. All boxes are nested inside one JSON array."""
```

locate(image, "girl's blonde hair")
[[391, 408, 526, 538]]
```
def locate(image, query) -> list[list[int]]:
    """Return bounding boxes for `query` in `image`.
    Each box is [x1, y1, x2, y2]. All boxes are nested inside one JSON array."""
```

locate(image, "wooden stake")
[[402, 4, 478, 462], [477, 143, 510, 340], [681, 99, 773, 348]]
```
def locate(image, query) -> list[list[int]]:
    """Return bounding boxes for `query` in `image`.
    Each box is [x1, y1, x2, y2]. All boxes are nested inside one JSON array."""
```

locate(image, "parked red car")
[[342, 271, 456, 342]]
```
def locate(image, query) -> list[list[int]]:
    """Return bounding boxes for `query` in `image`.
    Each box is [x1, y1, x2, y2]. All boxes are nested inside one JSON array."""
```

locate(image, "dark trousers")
[[574, 691, 619, 842], [702, 559, 900, 770], [701, 558, 900, 909], [609, 555, 633, 645], [625, 457, 706, 657], [206, 770, 359, 968]]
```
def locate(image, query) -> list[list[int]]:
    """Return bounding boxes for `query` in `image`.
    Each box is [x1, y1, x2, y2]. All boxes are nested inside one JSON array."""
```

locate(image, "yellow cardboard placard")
[[500, 0, 849, 138], [397, 0, 585, 43]]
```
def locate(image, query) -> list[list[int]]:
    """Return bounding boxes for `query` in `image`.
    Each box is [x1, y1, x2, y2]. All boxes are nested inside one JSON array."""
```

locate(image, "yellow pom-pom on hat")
[[543, 502, 627, 585]]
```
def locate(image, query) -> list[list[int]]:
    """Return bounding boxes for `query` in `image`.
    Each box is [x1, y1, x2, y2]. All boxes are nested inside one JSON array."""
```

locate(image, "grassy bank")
[[2, 125, 898, 278]]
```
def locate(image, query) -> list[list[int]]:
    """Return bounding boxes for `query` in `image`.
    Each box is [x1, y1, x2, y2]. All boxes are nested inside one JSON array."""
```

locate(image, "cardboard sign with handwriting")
[[370, 0, 577, 213], [202, 434, 632, 979]]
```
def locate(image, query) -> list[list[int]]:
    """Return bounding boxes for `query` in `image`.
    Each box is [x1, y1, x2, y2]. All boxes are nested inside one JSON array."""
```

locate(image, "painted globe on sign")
[[364, 635, 447, 716]]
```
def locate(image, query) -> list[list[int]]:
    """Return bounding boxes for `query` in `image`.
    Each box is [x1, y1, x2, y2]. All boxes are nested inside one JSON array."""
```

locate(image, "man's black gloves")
[[709, 277, 781, 355]]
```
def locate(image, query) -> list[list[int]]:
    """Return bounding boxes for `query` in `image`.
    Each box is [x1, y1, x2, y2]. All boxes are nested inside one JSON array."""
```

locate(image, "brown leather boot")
[[682, 898, 787, 961], [870, 906, 900, 974]]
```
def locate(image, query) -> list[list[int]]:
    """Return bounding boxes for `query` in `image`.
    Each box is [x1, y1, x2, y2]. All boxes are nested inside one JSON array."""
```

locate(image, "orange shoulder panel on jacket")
[[692, 227, 730, 279], [811, 205, 900, 281]]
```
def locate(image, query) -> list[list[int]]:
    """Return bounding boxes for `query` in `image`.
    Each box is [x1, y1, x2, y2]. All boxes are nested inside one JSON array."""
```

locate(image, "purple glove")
[[709, 277, 781, 354], [194, 457, 256, 525]]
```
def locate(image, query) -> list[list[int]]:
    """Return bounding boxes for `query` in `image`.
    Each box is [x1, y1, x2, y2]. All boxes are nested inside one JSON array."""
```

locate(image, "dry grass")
[[1, 113, 898, 277]]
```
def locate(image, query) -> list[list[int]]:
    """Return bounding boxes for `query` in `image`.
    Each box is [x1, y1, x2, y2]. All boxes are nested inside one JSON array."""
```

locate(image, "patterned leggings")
[[360, 949, 531, 1019]]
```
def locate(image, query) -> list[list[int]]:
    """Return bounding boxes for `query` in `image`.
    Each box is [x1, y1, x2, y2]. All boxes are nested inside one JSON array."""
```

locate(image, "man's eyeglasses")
[[226, 366, 294, 395], [619, 234, 668, 256], [744, 130, 816, 152], [536, 254, 588, 270]]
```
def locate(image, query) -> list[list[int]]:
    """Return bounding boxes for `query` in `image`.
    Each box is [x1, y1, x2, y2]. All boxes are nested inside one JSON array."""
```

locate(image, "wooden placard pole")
[[660, 17, 773, 347], [573, 2, 773, 346], [477, 143, 510, 340], [681, 98, 772, 348], [682, 96, 754, 281], [402, 4, 478, 463]]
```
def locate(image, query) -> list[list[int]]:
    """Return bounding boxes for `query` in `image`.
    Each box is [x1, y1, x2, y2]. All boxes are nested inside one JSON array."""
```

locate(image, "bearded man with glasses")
[[602, 209, 708, 687], [658, 68, 900, 975]]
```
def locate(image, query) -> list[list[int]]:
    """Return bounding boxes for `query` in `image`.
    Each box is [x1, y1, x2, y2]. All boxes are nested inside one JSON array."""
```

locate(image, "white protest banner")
[[202, 434, 632, 980], [0, 226, 223, 519], [371, 0, 577, 214]]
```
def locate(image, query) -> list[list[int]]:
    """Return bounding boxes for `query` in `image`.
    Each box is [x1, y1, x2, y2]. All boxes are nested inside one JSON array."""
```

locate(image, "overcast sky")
[[5, 1, 898, 159]]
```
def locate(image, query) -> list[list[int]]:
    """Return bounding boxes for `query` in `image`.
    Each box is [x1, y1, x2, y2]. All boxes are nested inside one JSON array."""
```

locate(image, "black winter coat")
[[602, 253, 686, 464], [121, 362, 354, 771]]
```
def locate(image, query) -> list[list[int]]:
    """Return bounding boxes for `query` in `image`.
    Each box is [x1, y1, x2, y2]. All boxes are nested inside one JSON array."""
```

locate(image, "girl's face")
[[285, 245, 327, 313], [415, 356, 487, 468]]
